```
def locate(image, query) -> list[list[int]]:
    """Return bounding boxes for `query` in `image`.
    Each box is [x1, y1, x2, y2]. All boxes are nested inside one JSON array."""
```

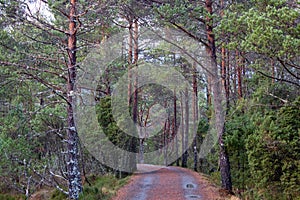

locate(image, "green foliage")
[[154, 0, 206, 35], [96, 96, 130, 146], [225, 102, 254, 189], [225, 96, 300, 199], [220, 0, 300, 58]]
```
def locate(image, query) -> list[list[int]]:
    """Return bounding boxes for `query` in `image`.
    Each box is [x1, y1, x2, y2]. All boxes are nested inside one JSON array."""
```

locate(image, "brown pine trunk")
[[226, 50, 230, 105], [205, 0, 232, 192], [220, 0, 229, 107], [221, 47, 230, 107], [220, 0, 230, 106], [130, 17, 139, 172], [132, 18, 139, 124], [127, 19, 133, 106], [66, 0, 82, 199]]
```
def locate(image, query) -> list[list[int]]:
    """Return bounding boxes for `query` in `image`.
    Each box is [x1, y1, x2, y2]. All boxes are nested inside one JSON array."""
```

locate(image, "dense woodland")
[[0, 0, 299, 199]]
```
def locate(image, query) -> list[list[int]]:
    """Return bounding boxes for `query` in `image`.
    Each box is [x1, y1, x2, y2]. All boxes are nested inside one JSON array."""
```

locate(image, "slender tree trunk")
[[220, 0, 229, 107], [163, 119, 168, 166], [233, 50, 238, 99], [129, 17, 139, 172], [271, 58, 275, 84], [132, 18, 139, 124], [221, 47, 226, 90], [236, 51, 243, 99], [221, 47, 230, 107], [139, 137, 144, 164], [193, 66, 198, 171], [181, 88, 189, 168], [205, 0, 232, 192], [173, 90, 180, 166], [119, 17, 136, 178], [207, 76, 212, 106], [180, 94, 186, 167], [66, 0, 82, 199], [127, 19, 133, 105], [226, 50, 230, 105]]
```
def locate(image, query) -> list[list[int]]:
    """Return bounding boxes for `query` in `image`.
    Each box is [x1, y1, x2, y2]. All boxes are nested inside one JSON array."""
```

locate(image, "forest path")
[[112, 164, 237, 200]]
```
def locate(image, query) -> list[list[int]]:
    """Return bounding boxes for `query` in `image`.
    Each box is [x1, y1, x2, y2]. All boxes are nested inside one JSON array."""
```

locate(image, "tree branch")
[[257, 70, 300, 87]]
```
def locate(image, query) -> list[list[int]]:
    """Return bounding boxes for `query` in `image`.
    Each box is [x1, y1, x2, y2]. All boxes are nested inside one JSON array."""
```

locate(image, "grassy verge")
[[0, 174, 130, 200], [50, 174, 130, 200], [0, 194, 25, 200]]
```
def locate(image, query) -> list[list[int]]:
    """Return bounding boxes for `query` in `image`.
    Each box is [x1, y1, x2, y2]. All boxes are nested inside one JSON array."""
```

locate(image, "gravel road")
[[112, 164, 236, 200]]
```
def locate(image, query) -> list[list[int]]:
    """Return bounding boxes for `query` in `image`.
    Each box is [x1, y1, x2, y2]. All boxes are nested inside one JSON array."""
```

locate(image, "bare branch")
[[277, 57, 300, 79], [268, 93, 289, 104]]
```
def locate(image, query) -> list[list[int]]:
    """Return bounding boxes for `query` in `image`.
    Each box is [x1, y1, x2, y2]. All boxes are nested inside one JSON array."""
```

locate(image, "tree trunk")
[[132, 18, 139, 124], [226, 50, 230, 106], [180, 94, 186, 167], [205, 0, 232, 192], [220, 0, 229, 107], [207, 76, 212, 106], [127, 18, 133, 105], [236, 51, 243, 99], [173, 90, 180, 166], [193, 66, 198, 171], [271, 58, 275, 84], [66, 0, 82, 199], [163, 119, 168, 166], [221, 46, 230, 107], [129, 17, 139, 173], [139, 138, 144, 164], [181, 88, 189, 168]]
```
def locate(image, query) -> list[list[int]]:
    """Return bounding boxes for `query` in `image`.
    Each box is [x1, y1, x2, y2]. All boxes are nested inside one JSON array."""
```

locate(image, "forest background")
[[0, 0, 299, 199]]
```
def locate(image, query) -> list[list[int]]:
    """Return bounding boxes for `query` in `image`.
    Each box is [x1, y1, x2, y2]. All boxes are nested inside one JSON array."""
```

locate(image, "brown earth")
[[112, 164, 240, 200]]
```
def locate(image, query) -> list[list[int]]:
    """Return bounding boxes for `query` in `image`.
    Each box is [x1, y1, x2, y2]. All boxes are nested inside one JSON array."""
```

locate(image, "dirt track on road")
[[112, 164, 239, 200]]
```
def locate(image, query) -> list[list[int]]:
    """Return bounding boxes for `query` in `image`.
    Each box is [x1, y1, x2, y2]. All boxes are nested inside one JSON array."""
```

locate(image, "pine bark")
[[127, 18, 133, 105], [66, 0, 82, 199], [220, 0, 229, 107], [205, 0, 232, 192]]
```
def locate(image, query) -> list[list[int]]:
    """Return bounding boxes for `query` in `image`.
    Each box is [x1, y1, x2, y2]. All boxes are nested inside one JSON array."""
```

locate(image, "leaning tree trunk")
[[205, 0, 232, 192], [66, 0, 82, 199]]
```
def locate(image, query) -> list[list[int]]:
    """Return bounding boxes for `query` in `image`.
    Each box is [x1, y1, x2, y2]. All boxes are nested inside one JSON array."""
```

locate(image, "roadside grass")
[[50, 174, 130, 200], [0, 174, 129, 200], [0, 194, 25, 200]]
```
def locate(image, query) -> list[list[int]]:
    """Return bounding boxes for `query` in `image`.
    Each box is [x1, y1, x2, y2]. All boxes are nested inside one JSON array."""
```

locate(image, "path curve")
[[112, 164, 237, 200]]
